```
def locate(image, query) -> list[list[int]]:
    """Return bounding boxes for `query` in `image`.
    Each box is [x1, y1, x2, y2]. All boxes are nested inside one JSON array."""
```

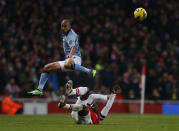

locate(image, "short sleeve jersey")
[[62, 29, 81, 58]]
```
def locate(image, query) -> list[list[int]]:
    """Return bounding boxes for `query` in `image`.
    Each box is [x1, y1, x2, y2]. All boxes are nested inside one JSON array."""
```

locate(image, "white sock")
[[100, 94, 116, 117], [71, 104, 83, 112], [63, 104, 71, 109], [62, 104, 83, 112], [69, 87, 88, 96]]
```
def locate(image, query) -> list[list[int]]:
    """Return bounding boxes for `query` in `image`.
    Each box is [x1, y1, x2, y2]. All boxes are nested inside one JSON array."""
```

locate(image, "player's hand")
[[112, 84, 120, 94], [66, 55, 71, 59]]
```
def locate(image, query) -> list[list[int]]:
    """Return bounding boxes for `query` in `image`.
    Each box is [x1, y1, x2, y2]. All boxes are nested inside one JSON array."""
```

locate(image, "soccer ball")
[[134, 8, 147, 21]]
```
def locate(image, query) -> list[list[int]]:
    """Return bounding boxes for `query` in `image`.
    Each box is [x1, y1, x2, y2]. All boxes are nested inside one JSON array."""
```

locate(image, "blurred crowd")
[[0, 0, 179, 100]]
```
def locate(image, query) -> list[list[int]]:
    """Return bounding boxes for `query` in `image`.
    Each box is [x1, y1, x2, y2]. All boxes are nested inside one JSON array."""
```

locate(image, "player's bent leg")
[[72, 64, 96, 78], [43, 62, 62, 72], [27, 71, 49, 95], [64, 58, 74, 70], [28, 62, 62, 95], [66, 56, 96, 78]]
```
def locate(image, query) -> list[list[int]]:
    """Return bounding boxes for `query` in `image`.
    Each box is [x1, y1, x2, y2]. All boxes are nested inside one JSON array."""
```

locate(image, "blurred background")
[[0, 0, 179, 115]]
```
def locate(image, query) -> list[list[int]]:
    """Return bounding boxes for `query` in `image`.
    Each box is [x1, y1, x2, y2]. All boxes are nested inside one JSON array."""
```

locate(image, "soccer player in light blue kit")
[[28, 19, 96, 95]]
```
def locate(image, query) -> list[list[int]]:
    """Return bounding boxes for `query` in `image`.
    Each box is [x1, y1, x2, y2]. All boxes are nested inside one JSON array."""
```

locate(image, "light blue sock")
[[73, 64, 91, 74], [37, 72, 49, 92]]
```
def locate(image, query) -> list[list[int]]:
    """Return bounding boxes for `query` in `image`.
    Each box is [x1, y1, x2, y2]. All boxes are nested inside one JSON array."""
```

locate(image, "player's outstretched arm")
[[89, 94, 108, 102], [98, 85, 120, 121], [67, 46, 76, 58], [99, 94, 116, 121]]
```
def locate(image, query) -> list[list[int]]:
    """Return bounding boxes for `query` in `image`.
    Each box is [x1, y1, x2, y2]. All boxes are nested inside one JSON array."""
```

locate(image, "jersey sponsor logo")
[[69, 40, 72, 45]]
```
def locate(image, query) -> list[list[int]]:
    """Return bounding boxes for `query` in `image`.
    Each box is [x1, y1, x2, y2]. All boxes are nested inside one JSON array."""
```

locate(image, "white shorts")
[[58, 55, 81, 71], [71, 110, 92, 124]]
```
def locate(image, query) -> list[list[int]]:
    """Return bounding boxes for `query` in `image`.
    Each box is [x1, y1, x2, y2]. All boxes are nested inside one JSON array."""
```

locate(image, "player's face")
[[61, 21, 71, 34]]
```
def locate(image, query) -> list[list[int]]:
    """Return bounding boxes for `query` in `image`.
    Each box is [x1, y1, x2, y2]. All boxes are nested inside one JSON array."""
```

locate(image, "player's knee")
[[64, 63, 72, 69], [43, 64, 50, 72], [65, 58, 74, 69]]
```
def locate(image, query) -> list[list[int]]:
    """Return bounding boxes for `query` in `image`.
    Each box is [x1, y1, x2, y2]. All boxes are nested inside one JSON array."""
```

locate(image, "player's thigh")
[[72, 56, 81, 65], [58, 60, 66, 71], [44, 61, 61, 71], [65, 56, 81, 66], [65, 58, 75, 65]]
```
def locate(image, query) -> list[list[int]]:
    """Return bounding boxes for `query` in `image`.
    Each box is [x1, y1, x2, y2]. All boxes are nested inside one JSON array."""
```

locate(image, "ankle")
[[37, 88, 42, 92]]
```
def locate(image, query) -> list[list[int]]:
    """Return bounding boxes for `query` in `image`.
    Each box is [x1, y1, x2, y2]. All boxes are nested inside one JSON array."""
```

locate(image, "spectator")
[[126, 89, 137, 100], [150, 89, 161, 100], [5, 78, 20, 98], [165, 78, 179, 100], [113, 84, 124, 100]]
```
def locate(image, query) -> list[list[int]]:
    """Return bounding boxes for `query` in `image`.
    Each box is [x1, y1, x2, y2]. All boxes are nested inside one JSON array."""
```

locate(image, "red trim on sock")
[[77, 88, 80, 95]]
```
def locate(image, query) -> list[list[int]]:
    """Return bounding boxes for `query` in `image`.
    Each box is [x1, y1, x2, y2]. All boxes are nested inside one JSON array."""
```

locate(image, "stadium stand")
[[0, 0, 178, 100]]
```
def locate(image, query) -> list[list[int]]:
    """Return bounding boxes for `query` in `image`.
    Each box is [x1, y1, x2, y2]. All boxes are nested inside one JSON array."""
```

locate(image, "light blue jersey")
[[62, 29, 81, 58]]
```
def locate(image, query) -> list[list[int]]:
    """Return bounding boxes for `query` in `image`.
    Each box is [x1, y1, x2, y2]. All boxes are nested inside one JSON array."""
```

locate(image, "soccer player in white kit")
[[58, 80, 118, 124], [28, 19, 96, 95]]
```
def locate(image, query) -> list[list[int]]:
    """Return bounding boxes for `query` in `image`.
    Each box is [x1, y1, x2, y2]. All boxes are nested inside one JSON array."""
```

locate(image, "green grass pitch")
[[0, 114, 179, 131]]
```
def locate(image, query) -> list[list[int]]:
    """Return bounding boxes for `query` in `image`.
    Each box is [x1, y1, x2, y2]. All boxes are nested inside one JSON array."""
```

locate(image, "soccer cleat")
[[90, 70, 96, 78], [65, 80, 73, 96], [27, 89, 43, 95], [58, 95, 66, 108]]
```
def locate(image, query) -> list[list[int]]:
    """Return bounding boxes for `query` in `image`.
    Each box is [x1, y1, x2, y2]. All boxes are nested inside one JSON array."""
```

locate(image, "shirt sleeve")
[[88, 94, 108, 103], [67, 34, 76, 48]]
